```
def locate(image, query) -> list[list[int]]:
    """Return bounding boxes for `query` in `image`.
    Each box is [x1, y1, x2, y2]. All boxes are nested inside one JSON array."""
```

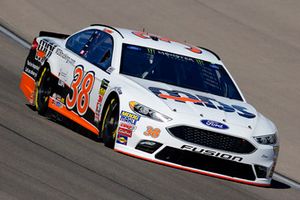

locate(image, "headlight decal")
[[253, 134, 277, 145], [129, 101, 172, 122]]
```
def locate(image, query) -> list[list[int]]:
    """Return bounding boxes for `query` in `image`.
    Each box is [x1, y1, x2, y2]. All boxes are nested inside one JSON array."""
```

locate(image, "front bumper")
[[114, 111, 278, 186]]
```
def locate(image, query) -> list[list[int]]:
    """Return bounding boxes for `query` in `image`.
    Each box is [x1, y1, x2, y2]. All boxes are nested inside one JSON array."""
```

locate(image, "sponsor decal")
[[24, 60, 39, 78], [58, 68, 68, 83], [201, 120, 229, 130], [115, 87, 122, 95], [79, 49, 86, 55], [144, 126, 160, 138], [127, 45, 142, 51], [94, 79, 110, 123], [269, 146, 279, 177], [26, 60, 39, 70], [157, 50, 194, 62], [140, 140, 157, 146], [53, 93, 60, 100], [117, 134, 128, 145], [106, 66, 115, 73], [56, 48, 75, 65], [35, 39, 57, 64], [58, 79, 65, 87], [120, 111, 140, 125], [118, 122, 135, 137], [132, 31, 202, 54], [99, 79, 109, 96], [52, 93, 64, 108], [261, 154, 269, 159], [181, 145, 243, 162], [149, 87, 256, 119], [55, 101, 62, 108], [147, 48, 155, 55]]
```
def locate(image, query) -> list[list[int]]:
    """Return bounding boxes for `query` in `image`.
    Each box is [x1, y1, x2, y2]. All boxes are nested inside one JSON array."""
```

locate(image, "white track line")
[[1, 23, 300, 189], [0, 25, 30, 49], [273, 173, 300, 189]]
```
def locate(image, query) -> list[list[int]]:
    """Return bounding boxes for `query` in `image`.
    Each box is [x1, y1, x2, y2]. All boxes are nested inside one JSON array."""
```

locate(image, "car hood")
[[124, 75, 259, 130]]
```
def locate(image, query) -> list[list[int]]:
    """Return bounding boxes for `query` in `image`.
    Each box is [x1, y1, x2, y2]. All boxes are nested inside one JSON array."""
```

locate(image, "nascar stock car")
[[20, 24, 279, 186]]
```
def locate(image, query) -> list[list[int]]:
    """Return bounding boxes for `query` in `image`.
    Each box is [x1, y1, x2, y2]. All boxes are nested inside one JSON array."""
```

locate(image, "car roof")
[[90, 24, 222, 64]]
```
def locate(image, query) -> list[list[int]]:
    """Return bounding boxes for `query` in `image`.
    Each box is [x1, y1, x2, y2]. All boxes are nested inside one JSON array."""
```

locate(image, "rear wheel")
[[100, 97, 119, 148], [35, 67, 52, 115]]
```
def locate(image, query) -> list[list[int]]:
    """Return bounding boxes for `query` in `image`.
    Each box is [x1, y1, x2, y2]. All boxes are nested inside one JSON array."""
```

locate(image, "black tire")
[[35, 67, 52, 115], [100, 97, 119, 148]]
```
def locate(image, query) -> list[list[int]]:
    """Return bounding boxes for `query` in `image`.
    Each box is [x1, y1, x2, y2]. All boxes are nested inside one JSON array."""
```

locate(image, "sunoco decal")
[[117, 134, 128, 145], [149, 87, 256, 119]]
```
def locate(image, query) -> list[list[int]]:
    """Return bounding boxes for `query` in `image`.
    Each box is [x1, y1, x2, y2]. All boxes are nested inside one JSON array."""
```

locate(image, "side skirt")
[[48, 97, 99, 135]]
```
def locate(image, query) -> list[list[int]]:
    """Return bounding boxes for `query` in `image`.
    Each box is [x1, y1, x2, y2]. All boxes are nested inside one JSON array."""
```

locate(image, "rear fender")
[[20, 47, 40, 104], [20, 36, 57, 104]]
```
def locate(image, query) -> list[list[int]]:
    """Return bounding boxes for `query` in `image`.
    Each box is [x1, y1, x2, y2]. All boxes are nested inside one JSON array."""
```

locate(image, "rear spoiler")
[[39, 31, 70, 39], [197, 46, 221, 60]]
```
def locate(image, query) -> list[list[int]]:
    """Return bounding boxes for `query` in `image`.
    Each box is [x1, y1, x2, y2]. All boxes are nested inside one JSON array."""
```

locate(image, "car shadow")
[[51, 113, 101, 143], [269, 179, 291, 189], [26, 103, 101, 143], [26, 104, 36, 111]]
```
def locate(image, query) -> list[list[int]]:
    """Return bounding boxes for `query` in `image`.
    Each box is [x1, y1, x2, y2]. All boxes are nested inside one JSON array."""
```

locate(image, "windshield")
[[120, 44, 243, 101]]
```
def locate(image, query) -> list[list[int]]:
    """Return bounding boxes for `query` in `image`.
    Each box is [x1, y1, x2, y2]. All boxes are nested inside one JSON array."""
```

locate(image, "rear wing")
[[39, 31, 69, 39]]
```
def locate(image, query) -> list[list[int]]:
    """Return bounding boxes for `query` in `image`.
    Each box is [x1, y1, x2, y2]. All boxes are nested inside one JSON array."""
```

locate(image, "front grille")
[[155, 146, 256, 181], [168, 126, 256, 154]]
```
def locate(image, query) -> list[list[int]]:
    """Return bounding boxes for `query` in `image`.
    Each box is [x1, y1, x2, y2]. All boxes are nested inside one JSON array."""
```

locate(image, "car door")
[[55, 29, 114, 132], [79, 29, 114, 125]]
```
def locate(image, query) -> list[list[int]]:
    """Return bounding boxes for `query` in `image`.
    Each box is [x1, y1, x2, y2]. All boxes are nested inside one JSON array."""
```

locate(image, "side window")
[[66, 29, 95, 55], [83, 31, 113, 70]]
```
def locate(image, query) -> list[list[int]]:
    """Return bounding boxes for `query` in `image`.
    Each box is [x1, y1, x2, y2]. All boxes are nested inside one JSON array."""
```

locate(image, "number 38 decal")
[[66, 65, 95, 116]]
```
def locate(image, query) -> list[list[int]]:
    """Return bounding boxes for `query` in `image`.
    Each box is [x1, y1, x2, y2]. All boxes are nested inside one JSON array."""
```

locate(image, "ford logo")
[[201, 120, 229, 130]]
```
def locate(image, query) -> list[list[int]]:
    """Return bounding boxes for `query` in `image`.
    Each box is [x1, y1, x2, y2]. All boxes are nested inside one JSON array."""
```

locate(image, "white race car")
[[20, 24, 279, 186]]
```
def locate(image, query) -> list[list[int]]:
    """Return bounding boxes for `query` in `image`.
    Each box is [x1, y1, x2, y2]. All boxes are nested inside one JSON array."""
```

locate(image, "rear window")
[[66, 29, 95, 55]]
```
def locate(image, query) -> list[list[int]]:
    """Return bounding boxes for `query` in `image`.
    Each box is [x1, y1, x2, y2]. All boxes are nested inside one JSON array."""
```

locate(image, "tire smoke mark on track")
[[0, 122, 153, 200]]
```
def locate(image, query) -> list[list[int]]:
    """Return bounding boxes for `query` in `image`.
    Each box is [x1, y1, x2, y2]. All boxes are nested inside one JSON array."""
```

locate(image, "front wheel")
[[100, 97, 119, 148], [35, 67, 52, 115]]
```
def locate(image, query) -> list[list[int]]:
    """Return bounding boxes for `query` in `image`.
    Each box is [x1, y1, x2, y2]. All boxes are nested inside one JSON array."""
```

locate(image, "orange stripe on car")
[[159, 94, 205, 103], [48, 97, 99, 135], [104, 28, 113, 34], [19, 72, 35, 104]]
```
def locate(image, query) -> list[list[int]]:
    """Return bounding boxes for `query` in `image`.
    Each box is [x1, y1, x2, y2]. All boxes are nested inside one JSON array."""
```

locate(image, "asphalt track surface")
[[1, 0, 300, 199], [0, 32, 299, 200]]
